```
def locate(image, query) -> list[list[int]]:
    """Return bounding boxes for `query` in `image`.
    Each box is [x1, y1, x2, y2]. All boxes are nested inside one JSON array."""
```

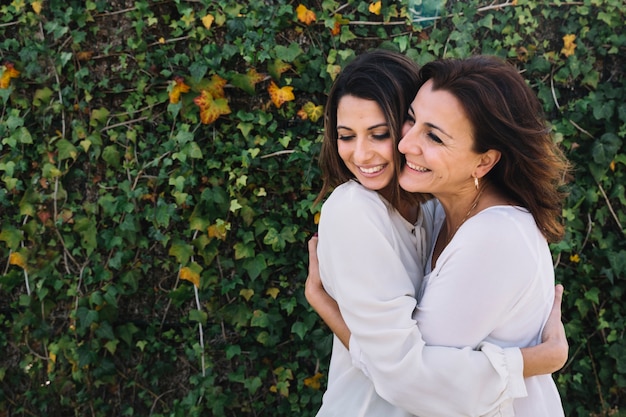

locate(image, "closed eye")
[[372, 132, 391, 140], [427, 132, 443, 144]]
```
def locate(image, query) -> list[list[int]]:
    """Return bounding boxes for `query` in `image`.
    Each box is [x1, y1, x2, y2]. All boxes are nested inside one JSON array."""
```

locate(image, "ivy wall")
[[0, 0, 624, 415]]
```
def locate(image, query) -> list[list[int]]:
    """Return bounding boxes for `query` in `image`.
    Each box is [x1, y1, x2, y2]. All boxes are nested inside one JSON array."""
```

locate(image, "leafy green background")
[[0, 0, 624, 415]]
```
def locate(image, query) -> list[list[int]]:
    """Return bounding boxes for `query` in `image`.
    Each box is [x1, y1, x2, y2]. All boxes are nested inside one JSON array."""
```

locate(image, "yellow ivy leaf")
[[569, 254, 580, 263], [268, 59, 292, 80], [193, 90, 231, 124], [369, 1, 381, 15], [299, 101, 324, 123], [9, 252, 27, 269], [206, 74, 227, 99], [168, 76, 191, 104], [32, 1, 42, 14], [180, 266, 200, 288], [326, 64, 342, 81], [246, 68, 266, 85], [296, 4, 316, 25], [610, 160, 615, 171], [207, 220, 230, 240], [561, 34, 576, 57], [266, 287, 280, 299], [0, 63, 20, 89], [201, 13, 214, 29], [231, 68, 267, 95], [76, 51, 94, 61], [304, 372, 323, 390], [314, 212, 321, 225], [268, 81, 294, 108], [159, 37, 165, 44], [240, 288, 254, 301], [47, 351, 57, 373], [11, 0, 25, 11], [180, 11, 195, 28]]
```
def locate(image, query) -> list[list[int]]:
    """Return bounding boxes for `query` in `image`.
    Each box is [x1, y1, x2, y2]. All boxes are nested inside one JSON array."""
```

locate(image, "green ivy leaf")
[[12, 127, 33, 144], [250, 309, 269, 327], [90, 107, 110, 127], [291, 321, 307, 340], [74, 216, 97, 255], [225, 344, 241, 359], [0, 226, 23, 250], [33, 87, 53, 107], [102, 145, 121, 168], [243, 254, 267, 281], [273, 43, 303, 62], [234, 242, 254, 259], [169, 240, 195, 264], [56, 138, 78, 160], [189, 309, 208, 325]]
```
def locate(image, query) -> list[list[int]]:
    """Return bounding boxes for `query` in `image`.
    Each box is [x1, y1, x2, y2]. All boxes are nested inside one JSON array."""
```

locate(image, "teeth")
[[360, 165, 384, 174], [406, 161, 429, 172]]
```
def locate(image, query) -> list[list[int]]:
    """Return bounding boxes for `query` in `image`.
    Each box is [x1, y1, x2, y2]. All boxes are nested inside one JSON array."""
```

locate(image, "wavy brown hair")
[[420, 56, 571, 242], [315, 49, 429, 210]]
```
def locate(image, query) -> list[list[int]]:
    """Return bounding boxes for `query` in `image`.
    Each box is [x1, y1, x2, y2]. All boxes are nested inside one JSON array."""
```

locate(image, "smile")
[[406, 161, 430, 172], [359, 165, 386, 174]]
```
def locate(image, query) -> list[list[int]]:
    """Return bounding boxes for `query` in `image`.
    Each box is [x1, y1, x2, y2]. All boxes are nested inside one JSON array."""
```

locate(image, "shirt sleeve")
[[318, 186, 526, 417]]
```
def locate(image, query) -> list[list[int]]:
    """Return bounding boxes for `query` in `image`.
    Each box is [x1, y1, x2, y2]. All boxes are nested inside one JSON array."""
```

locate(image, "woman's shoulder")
[[320, 181, 391, 226], [466, 205, 541, 243], [324, 180, 385, 208]]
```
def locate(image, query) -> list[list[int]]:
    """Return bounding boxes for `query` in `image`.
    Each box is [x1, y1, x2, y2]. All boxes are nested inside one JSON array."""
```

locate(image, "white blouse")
[[316, 181, 526, 417], [416, 205, 565, 417]]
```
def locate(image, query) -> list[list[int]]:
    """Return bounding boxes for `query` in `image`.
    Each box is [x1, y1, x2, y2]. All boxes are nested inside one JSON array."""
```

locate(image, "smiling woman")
[[307, 50, 569, 417], [336, 95, 397, 202]]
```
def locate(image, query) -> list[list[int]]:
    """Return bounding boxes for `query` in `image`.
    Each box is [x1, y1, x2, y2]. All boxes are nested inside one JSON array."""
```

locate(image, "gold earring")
[[474, 176, 479, 189]]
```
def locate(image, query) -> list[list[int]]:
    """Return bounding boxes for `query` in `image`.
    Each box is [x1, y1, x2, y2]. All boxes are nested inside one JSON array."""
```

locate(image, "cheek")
[[336, 141, 351, 163], [380, 141, 397, 165]]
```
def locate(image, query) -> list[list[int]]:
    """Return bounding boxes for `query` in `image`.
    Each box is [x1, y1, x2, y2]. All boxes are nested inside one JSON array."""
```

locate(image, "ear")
[[474, 149, 501, 179]]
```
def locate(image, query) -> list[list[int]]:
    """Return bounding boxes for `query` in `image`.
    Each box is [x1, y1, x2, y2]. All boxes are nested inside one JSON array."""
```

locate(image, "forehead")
[[413, 81, 466, 119], [337, 95, 386, 127]]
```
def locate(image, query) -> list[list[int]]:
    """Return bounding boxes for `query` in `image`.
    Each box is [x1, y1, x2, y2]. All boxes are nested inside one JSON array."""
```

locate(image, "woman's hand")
[[304, 235, 324, 307], [541, 284, 569, 370], [521, 284, 569, 377], [305, 234, 351, 349]]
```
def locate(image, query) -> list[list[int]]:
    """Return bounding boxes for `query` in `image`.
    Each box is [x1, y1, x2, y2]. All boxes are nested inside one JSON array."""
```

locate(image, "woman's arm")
[[306, 235, 568, 376], [522, 283, 568, 377], [305, 236, 351, 349]]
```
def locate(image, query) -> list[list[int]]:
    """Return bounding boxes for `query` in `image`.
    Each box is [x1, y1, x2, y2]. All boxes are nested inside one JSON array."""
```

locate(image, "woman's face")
[[336, 95, 396, 196], [398, 80, 481, 197]]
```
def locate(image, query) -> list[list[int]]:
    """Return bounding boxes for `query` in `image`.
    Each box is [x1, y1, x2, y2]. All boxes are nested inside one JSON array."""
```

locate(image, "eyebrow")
[[425, 122, 453, 139], [409, 103, 454, 139], [336, 122, 389, 130]]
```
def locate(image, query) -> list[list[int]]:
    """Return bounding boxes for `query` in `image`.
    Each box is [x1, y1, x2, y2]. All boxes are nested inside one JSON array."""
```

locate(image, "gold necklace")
[[445, 186, 485, 246]]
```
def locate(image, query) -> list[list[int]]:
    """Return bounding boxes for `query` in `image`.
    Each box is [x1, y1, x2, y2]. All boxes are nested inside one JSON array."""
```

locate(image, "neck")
[[439, 184, 487, 244]]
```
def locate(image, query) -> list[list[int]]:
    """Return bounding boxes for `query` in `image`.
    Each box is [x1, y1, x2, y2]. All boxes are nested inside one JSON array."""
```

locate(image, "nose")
[[399, 125, 417, 155], [353, 137, 372, 162]]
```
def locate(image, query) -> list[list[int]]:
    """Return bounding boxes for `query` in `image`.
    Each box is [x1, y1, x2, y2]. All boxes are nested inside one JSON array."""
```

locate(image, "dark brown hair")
[[420, 55, 570, 242], [315, 49, 428, 210]]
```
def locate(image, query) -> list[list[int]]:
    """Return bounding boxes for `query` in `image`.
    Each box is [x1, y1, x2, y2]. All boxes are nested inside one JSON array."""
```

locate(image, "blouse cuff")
[[348, 334, 371, 378], [479, 342, 527, 399]]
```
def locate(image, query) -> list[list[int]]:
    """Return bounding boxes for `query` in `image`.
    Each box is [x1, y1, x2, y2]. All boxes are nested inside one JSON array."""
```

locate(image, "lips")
[[358, 164, 386, 174], [405, 161, 430, 172]]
